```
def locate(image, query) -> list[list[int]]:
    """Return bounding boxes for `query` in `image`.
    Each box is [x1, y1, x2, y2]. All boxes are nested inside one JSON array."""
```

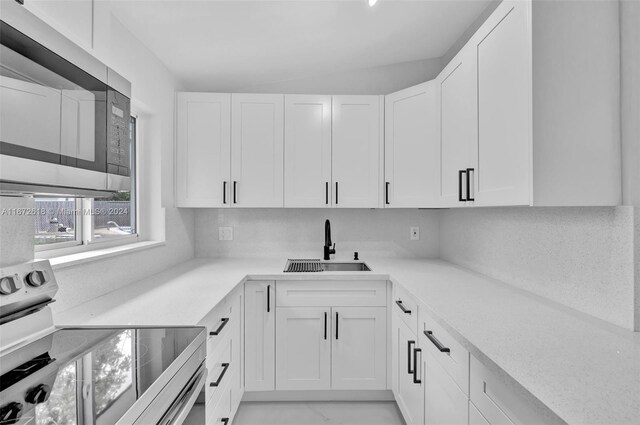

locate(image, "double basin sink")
[[284, 259, 371, 273]]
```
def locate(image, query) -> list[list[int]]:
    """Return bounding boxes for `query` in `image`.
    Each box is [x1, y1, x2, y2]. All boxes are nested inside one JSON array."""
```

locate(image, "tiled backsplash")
[[195, 208, 440, 260], [440, 206, 638, 330], [0, 196, 34, 267]]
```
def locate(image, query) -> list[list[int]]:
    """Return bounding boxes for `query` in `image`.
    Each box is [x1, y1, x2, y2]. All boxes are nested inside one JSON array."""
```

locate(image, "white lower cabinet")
[[332, 307, 387, 390], [244, 281, 276, 391], [275, 306, 387, 391], [275, 307, 331, 390], [423, 350, 468, 425], [393, 313, 424, 425], [469, 401, 491, 425]]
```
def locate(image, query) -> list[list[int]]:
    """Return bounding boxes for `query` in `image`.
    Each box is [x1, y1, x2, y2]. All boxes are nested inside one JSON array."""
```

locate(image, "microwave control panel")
[[107, 89, 131, 176]]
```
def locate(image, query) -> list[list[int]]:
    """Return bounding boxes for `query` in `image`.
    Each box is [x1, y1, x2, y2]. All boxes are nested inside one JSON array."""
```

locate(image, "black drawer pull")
[[221, 418, 229, 425], [407, 340, 415, 374], [324, 312, 328, 340], [385, 182, 390, 205], [458, 170, 467, 202], [267, 284, 271, 313], [335, 182, 339, 205], [466, 168, 475, 201], [335, 311, 339, 340], [209, 318, 229, 336], [223, 181, 227, 204], [413, 347, 422, 384], [395, 300, 411, 314], [326, 182, 329, 205], [210, 363, 230, 387], [233, 181, 238, 204], [424, 330, 450, 353]]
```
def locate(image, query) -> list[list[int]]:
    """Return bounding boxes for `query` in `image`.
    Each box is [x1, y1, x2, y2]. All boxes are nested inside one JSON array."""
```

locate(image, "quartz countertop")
[[56, 257, 640, 425]]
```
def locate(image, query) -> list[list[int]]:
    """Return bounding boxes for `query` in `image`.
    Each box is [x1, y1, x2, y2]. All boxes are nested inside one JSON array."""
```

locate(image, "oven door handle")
[[157, 365, 207, 425]]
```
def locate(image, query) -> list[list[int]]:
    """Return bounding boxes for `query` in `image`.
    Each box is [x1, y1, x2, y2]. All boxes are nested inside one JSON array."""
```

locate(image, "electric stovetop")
[[0, 326, 204, 425]]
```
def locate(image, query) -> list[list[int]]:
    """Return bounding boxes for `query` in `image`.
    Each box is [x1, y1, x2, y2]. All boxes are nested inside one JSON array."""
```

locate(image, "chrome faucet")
[[324, 219, 336, 260]]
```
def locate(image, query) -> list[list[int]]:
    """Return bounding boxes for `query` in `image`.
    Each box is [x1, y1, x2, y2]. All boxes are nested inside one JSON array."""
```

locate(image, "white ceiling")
[[110, 0, 493, 91]]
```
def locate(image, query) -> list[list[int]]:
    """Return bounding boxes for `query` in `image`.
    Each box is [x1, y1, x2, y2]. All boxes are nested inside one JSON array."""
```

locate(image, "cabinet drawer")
[[393, 284, 418, 335], [418, 308, 469, 395], [206, 338, 233, 405], [276, 280, 387, 307], [206, 375, 232, 425], [470, 355, 549, 425]]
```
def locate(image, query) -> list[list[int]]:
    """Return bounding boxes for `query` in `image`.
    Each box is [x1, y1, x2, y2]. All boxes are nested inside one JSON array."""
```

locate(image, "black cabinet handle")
[[223, 181, 227, 204], [325, 182, 329, 205], [458, 170, 467, 202], [407, 340, 415, 374], [221, 419, 229, 425], [209, 318, 229, 336], [466, 168, 475, 201], [267, 284, 270, 313], [335, 182, 339, 205], [413, 348, 422, 384], [324, 312, 327, 340], [233, 181, 238, 204], [395, 300, 412, 314], [385, 182, 390, 205], [209, 363, 230, 387], [335, 311, 339, 340], [423, 330, 450, 353]]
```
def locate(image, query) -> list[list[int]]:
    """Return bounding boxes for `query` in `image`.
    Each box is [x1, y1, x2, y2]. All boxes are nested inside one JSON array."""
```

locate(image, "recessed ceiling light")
[[369, 0, 378, 7]]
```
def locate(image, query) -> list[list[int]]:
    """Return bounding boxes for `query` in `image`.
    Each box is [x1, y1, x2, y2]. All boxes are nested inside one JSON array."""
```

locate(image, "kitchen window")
[[34, 116, 138, 253]]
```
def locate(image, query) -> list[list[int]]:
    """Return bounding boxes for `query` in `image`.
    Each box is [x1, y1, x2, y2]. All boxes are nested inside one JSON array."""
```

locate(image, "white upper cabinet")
[[176, 93, 231, 208], [438, 46, 478, 208], [474, 0, 531, 207], [231, 94, 284, 207], [284, 95, 332, 208], [384, 81, 440, 208], [331, 96, 382, 208]]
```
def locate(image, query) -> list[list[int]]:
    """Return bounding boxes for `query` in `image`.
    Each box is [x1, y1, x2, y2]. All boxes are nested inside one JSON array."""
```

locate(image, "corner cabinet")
[[384, 81, 440, 208], [231, 94, 284, 207], [175, 93, 231, 207], [331, 96, 383, 208]]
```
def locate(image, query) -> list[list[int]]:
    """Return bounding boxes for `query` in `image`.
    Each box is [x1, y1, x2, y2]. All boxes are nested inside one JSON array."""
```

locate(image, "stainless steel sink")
[[321, 262, 371, 272], [284, 259, 371, 272]]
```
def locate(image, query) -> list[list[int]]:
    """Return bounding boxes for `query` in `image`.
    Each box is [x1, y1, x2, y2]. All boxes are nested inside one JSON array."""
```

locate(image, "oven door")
[[0, 20, 110, 191]]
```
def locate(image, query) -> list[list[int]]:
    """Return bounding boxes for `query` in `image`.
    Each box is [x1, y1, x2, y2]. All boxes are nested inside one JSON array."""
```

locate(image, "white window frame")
[[35, 115, 140, 259]]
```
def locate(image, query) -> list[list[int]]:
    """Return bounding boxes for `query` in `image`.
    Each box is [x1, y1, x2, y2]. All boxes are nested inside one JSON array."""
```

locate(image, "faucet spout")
[[324, 219, 335, 260]]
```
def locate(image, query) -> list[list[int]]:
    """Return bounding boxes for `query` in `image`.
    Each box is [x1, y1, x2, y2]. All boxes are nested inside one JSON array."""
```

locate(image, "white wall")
[[439, 207, 637, 330], [210, 57, 444, 95], [195, 209, 439, 260]]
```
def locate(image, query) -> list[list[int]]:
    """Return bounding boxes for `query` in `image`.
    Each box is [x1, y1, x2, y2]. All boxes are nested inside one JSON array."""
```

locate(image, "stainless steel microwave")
[[0, 1, 131, 197]]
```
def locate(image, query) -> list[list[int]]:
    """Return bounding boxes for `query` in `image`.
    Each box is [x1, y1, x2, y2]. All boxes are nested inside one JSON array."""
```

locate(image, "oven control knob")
[[25, 384, 51, 404], [0, 402, 23, 425], [25, 271, 46, 287], [0, 276, 22, 295]]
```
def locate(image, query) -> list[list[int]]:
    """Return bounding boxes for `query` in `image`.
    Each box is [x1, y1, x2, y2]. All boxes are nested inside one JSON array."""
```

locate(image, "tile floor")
[[233, 401, 405, 425]]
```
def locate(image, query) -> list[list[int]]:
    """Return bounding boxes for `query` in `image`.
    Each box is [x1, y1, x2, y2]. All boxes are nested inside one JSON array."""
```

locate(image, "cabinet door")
[[332, 307, 387, 390], [438, 46, 478, 207], [469, 401, 491, 425], [284, 95, 332, 208], [176, 93, 231, 207], [424, 351, 468, 425], [385, 81, 440, 207], [276, 307, 331, 390], [331, 95, 381, 208], [474, 1, 531, 206], [394, 316, 424, 425], [231, 94, 284, 207], [244, 281, 275, 391]]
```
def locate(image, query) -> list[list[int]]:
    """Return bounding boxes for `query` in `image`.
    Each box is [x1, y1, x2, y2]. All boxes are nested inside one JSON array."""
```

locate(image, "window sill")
[[49, 240, 166, 270]]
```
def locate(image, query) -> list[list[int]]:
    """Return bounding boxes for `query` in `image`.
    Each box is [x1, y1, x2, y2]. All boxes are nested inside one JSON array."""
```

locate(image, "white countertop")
[[56, 257, 640, 425]]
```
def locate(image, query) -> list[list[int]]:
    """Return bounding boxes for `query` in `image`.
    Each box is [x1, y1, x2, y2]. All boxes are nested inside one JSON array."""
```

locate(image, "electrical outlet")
[[410, 227, 420, 241], [218, 227, 233, 241]]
